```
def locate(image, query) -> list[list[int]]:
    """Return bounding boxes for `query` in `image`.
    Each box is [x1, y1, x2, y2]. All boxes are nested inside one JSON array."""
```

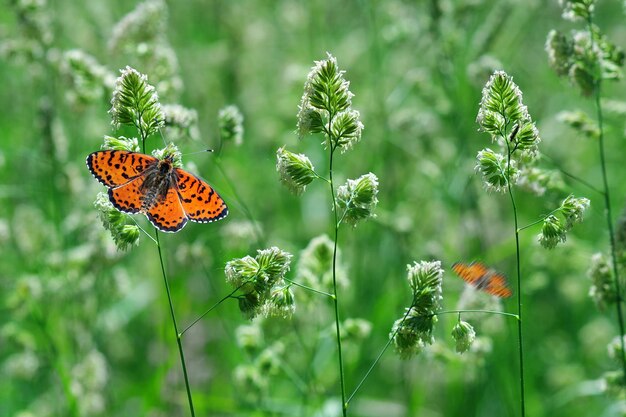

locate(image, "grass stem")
[[505, 141, 526, 417], [593, 81, 626, 380], [329, 144, 348, 416], [435, 309, 519, 320], [584, 11, 626, 383], [347, 298, 415, 405], [179, 284, 243, 337], [283, 278, 335, 298], [154, 230, 196, 417], [540, 153, 604, 195]]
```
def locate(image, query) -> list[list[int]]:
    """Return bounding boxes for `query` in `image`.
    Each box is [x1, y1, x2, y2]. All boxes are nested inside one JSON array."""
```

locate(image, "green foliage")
[[59, 50, 113, 106], [537, 195, 590, 249], [478, 71, 529, 133], [161, 104, 199, 141], [451, 320, 476, 354], [588, 252, 616, 311], [101, 135, 140, 151], [539, 214, 567, 249], [475, 148, 517, 193], [3, 0, 626, 416], [296, 234, 347, 291], [557, 110, 600, 139], [151, 142, 182, 168], [276, 146, 316, 195], [93, 192, 140, 250], [546, 20, 624, 96], [336, 173, 379, 226], [218, 105, 244, 146], [109, 66, 164, 135], [390, 261, 444, 359], [225, 247, 293, 319], [297, 53, 363, 152]]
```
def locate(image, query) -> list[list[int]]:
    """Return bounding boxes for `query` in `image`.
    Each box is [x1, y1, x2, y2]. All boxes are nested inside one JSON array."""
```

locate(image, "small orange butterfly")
[[86, 150, 228, 232], [452, 262, 512, 298]]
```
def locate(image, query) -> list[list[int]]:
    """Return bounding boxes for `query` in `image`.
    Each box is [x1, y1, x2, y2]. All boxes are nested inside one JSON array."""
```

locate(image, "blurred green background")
[[2, 0, 626, 416]]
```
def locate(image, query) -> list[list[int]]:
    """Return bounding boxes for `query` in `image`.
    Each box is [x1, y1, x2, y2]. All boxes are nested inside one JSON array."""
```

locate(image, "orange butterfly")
[[452, 262, 512, 298], [86, 150, 228, 232]]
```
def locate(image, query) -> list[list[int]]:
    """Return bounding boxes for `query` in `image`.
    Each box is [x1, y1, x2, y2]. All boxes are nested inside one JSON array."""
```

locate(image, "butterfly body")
[[87, 150, 228, 232], [452, 262, 512, 298], [139, 157, 176, 211]]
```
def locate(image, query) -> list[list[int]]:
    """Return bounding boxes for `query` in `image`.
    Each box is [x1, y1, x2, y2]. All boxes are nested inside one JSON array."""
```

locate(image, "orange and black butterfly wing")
[[452, 262, 489, 286], [108, 176, 145, 214], [175, 168, 228, 223], [146, 187, 188, 232], [87, 150, 156, 188], [484, 273, 512, 298]]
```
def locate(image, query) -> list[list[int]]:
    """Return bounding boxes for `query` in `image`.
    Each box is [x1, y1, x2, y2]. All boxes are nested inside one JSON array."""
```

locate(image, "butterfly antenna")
[[158, 129, 168, 147], [183, 149, 215, 157]]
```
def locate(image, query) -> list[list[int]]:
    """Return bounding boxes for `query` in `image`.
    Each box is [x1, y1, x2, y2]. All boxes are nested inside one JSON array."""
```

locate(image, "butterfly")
[[86, 150, 228, 232], [452, 262, 512, 298]]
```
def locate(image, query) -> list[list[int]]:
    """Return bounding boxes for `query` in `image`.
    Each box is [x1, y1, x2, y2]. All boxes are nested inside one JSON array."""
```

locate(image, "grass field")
[[2, 0, 626, 416]]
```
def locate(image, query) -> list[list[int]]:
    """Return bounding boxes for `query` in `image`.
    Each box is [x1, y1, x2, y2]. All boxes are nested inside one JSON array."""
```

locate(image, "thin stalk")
[[130, 216, 158, 244], [140, 132, 194, 416], [593, 82, 626, 378], [283, 278, 335, 298], [585, 12, 626, 380], [329, 143, 348, 416], [540, 152, 604, 195], [180, 283, 244, 337], [155, 231, 196, 417], [278, 360, 309, 395], [346, 306, 519, 406], [435, 309, 519, 320], [346, 325, 395, 404], [347, 299, 415, 405], [505, 141, 526, 417], [517, 208, 561, 232], [587, 14, 626, 378]]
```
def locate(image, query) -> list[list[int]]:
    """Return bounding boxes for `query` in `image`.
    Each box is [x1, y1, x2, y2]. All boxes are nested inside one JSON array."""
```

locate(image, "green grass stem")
[[593, 80, 626, 381], [155, 230, 196, 417], [506, 139, 526, 417], [585, 12, 626, 385], [329, 142, 348, 416]]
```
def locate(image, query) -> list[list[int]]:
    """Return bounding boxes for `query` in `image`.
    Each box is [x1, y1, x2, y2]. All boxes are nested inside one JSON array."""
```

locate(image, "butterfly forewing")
[[176, 169, 228, 223], [452, 262, 512, 298], [452, 262, 488, 285], [87, 150, 156, 188]]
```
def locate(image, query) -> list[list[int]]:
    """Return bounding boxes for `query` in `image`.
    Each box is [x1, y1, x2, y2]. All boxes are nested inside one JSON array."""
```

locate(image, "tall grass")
[[2, 1, 626, 416]]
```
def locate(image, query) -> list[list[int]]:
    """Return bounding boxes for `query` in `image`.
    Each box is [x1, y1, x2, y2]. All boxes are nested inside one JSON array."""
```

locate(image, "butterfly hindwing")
[[484, 274, 512, 298], [146, 187, 188, 232], [176, 169, 228, 223], [108, 177, 145, 214], [87, 150, 156, 188]]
